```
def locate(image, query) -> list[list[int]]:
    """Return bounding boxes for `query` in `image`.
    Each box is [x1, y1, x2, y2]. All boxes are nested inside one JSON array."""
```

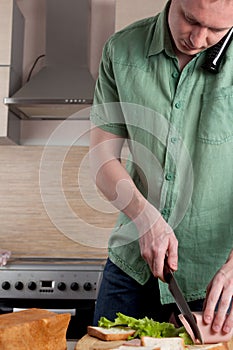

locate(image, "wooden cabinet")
[[0, 0, 24, 144]]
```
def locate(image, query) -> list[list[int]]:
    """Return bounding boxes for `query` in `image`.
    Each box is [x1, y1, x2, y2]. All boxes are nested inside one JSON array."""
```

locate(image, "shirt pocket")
[[198, 86, 233, 144]]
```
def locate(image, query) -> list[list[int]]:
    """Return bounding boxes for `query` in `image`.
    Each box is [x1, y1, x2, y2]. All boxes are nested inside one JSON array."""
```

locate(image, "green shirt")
[[90, 2, 233, 304]]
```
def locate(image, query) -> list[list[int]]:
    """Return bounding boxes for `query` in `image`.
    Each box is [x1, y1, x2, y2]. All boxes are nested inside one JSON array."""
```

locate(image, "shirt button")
[[172, 71, 179, 78], [175, 101, 181, 109], [170, 137, 178, 143], [161, 208, 170, 217], [165, 173, 175, 181]]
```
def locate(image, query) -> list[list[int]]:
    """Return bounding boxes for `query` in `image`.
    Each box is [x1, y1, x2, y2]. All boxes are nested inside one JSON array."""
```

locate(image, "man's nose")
[[189, 26, 208, 49]]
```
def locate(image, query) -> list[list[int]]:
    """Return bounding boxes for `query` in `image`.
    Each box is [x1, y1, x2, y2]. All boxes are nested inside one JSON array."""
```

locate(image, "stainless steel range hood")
[[4, 0, 96, 119]]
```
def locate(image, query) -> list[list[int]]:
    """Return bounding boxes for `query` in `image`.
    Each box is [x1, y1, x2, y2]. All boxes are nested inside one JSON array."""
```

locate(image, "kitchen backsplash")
[[0, 145, 118, 258]]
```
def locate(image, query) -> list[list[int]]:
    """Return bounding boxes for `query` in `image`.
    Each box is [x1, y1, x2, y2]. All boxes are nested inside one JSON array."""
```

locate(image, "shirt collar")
[[147, 1, 175, 58]]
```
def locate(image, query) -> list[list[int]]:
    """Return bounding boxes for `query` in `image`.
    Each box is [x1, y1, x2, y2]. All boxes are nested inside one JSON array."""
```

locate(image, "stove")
[[0, 257, 105, 300], [0, 257, 106, 339]]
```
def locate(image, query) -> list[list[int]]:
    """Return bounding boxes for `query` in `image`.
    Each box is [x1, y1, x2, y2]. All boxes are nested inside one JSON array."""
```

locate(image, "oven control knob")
[[83, 282, 92, 291], [28, 281, 37, 290], [57, 282, 66, 291], [2, 281, 11, 290], [15, 281, 24, 290], [70, 282, 79, 291]]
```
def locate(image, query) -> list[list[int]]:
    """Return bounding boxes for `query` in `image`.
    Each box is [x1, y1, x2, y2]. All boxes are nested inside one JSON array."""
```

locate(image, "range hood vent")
[[4, 0, 96, 119]]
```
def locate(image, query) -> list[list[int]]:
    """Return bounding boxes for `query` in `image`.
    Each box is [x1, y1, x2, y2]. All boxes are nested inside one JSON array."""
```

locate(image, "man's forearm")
[[91, 156, 147, 220], [89, 126, 161, 230]]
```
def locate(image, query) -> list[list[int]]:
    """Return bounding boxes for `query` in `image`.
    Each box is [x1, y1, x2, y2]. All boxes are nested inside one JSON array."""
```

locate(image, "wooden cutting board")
[[75, 334, 125, 350], [75, 334, 233, 350]]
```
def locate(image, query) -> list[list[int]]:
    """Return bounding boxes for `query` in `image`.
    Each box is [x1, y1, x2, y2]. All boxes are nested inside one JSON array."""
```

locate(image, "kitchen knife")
[[163, 258, 203, 344]]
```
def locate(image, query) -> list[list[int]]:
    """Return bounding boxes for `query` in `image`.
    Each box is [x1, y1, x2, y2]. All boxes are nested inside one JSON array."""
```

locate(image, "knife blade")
[[163, 258, 203, 344]]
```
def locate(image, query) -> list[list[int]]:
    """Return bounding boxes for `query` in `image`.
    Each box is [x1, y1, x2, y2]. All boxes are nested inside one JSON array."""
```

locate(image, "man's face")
[[168, 0, 233, 56]]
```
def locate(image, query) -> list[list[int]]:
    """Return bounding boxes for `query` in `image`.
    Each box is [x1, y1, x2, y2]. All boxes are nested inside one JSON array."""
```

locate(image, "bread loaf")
[[0, 308, 71, 350]]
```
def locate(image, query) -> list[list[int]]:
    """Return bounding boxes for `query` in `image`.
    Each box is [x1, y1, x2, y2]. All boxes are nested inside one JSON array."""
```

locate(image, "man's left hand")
[[203, 250, 233, 334]]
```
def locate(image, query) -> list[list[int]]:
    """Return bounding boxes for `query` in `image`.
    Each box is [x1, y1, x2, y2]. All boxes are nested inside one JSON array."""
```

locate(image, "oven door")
[[0, 298, 95, 340]]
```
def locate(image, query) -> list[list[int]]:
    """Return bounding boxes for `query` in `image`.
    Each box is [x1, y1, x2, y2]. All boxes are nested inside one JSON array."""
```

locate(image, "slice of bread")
[[110, 342, 232, 350], [142, 337, 233, 350], [110, 346, 160, 350], [186, 344, 230, 350], [141, 336, 185, 350], [87, 326, 136, 341]]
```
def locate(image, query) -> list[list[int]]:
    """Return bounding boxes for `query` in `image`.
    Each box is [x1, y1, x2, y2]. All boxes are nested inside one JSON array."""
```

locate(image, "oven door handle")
[[13, 308, 76, 316]]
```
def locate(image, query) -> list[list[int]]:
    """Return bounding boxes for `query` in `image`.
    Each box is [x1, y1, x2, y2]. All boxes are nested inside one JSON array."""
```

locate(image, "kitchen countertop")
[[74, 335, 125, 350]]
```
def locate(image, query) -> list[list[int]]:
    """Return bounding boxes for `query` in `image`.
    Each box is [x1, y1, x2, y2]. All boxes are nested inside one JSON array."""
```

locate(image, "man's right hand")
[[136, 203, 178, 281]]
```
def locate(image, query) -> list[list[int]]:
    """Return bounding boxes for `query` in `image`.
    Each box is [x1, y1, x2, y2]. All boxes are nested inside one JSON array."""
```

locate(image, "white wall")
[[115, 0, 166, 31]]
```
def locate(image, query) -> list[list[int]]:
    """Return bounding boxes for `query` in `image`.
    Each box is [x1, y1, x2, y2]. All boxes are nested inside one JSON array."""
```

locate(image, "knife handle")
[[163, 256, 173, 284]]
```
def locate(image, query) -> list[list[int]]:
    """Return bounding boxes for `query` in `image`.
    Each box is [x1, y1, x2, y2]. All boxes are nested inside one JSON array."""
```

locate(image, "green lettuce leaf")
[[98, 312, 193, 345]]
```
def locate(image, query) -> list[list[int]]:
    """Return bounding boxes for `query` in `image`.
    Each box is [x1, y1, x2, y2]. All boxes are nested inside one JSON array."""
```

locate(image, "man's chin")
[[180, 41, 204, 56], [178, 45, 203, 56]]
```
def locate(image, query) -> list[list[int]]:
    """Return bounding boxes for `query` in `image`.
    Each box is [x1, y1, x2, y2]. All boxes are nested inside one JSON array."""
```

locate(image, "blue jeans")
[[93, 258, 204, 326]]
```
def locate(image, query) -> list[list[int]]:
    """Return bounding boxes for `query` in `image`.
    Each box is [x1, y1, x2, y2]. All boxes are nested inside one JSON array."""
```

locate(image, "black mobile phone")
[[202, 27, 233, 73]]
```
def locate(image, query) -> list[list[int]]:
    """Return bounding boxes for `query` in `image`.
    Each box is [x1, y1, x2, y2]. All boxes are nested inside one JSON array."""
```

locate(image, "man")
[[89, 0, 233, 336]]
